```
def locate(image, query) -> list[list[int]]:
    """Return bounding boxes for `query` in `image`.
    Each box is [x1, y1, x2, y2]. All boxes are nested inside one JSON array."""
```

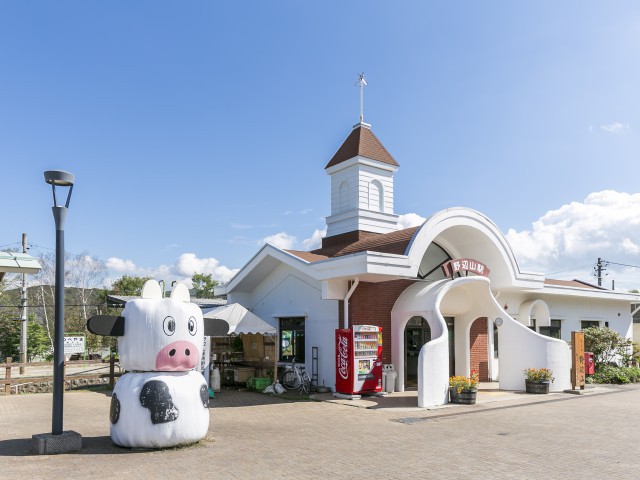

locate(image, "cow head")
[[88, 280, 205, 372]]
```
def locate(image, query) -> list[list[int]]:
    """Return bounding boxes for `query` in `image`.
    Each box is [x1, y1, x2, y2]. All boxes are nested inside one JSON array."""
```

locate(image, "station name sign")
[[441, 258, 490, 278]]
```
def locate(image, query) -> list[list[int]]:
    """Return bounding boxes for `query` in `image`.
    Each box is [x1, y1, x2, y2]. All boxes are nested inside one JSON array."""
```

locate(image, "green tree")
[[110, 275, 151, 296], [583, 326, 633, 368], [191, 272, 218, 298], [27, 318, 50, 361], [0, 312, 20, 361], [0, 314, 50, 362]]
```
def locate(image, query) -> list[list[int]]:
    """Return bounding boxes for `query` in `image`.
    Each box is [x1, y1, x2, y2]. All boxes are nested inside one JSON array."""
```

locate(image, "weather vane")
[[355, 73, 367, 124]]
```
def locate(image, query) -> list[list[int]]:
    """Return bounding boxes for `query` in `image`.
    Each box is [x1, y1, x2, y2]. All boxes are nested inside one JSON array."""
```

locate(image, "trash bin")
[[383, 364, 397, 393], [584, 352, 595, 375]]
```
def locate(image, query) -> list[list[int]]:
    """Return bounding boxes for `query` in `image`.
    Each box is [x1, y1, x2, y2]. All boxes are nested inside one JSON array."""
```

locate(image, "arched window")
[[339, 181, 350, 213], [369, 180, 383, 212], [417, 242, 451, 280]]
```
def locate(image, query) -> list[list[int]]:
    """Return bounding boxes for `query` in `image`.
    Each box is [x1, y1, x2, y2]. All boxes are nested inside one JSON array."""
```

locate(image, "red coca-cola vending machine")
[[335, 325, 383, 395]]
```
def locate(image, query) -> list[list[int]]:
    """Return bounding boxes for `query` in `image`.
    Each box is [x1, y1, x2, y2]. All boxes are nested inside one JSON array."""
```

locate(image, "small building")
[[216, 120, 639, 406]]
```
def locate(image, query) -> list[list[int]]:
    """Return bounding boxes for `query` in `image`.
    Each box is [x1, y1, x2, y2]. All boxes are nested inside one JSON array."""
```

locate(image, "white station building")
[[216, 118, 639, 407]]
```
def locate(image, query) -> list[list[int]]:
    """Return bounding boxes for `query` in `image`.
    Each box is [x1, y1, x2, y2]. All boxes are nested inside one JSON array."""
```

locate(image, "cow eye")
[[163, 316, 176, 336], [188, 317, 197, 336]]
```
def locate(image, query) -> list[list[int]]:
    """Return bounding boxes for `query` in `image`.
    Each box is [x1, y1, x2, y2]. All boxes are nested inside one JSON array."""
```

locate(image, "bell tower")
[[324, 74, 399, 239]]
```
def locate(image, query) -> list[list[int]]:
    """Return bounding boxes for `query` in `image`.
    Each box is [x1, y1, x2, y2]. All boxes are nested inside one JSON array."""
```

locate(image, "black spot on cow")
[[110, 392, 120, 424], [140, 380, 179, 424], [200, 384, 209, 408]]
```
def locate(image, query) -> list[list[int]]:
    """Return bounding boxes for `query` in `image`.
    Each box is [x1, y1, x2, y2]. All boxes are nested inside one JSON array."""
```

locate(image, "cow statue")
[[88, 280, 213, 448]]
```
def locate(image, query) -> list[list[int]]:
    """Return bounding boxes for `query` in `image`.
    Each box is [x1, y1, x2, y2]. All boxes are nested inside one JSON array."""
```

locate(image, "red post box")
[[584, 352, 595, 375]]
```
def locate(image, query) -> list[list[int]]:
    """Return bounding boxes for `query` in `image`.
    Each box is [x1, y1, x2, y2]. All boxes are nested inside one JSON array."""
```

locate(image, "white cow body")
[[111, 371, 209, 448]]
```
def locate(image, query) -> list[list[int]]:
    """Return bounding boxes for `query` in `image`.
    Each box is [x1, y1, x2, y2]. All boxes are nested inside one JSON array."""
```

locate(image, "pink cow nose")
[[155, 340, 199, 371]]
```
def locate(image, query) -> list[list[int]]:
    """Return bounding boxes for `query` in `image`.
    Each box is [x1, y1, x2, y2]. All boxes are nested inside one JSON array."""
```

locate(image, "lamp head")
[[44, 170, 75, 211], [44, 170, 75, 187]]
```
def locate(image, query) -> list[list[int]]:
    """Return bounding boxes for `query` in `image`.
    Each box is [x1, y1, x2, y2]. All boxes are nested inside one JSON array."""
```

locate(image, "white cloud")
[[302, 228, 326, 250], [505, 191, 640, 289], [621, 238, 640, 255], [106, 257, 139, 273], [106, 253, 239, 288], [260, 232, 297, 250], [398, 213, 426, 229], [600, 122, 630, 134]]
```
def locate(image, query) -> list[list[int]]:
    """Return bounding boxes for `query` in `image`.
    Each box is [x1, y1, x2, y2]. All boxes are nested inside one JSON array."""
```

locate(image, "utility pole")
[[20, 233, 28, 373], [594, 257, 608, 287]]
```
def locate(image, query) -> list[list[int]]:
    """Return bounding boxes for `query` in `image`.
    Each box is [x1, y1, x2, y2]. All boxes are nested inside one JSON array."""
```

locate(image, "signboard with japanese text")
[[441, 258, 490, 278], [64, 335, 86, 355], [571, 331, 585, 390]]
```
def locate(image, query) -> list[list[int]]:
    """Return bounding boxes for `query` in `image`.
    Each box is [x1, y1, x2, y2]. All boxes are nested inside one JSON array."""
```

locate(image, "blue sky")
[[1, 2, 640, 289]]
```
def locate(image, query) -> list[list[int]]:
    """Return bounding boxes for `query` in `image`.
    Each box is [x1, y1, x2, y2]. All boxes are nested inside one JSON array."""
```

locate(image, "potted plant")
[[448, 372, 479, 404], [524, 368, 554, 394]]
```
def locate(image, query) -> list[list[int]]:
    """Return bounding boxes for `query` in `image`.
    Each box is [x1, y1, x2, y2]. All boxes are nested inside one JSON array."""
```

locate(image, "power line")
[[547, 264, 595, 275], [605, 260, 640, 269], [0, 304, 110, 308]]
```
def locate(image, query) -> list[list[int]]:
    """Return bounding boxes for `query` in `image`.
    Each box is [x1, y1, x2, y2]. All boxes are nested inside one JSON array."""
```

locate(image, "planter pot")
[[525, 380, 550, 394], [449, 387, 477, 404]]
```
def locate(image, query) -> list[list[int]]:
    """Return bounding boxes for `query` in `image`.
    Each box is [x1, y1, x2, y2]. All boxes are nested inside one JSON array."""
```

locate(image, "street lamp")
[[32, 170, 81, 454]]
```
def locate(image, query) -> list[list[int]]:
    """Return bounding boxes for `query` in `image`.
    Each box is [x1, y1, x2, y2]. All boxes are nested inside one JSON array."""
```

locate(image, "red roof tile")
[[285, 250, 329, 263], [544, 279, 606, 290], [309, 227, 419, 260], [325, 125, 398, 169]]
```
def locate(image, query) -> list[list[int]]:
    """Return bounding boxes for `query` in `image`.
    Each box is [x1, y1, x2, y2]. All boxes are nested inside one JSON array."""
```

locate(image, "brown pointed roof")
[[325, 125, 399, 169]]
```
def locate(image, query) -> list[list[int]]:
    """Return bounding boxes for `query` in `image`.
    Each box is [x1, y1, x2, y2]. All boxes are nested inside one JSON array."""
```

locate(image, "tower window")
[[369, 180, 383, 212], [339, 181, 350, 213]]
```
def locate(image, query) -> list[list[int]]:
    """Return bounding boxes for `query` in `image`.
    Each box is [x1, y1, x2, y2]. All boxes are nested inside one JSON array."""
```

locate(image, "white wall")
[[500, 292, 633, 342], [228, 263, 339, 389]]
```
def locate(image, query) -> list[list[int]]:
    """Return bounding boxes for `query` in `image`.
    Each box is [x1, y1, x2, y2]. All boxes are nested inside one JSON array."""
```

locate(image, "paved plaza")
[[1, 384, 640, 479]]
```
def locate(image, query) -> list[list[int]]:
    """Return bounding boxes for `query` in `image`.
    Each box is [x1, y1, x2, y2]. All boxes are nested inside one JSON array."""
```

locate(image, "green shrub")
[[588, 365, 640, 384], [627, 367, 640, 382]]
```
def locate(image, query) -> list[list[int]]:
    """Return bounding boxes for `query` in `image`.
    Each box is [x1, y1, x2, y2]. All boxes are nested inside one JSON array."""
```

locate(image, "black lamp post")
[[44, 170, 74, 435], [33, 171, 81, 454]]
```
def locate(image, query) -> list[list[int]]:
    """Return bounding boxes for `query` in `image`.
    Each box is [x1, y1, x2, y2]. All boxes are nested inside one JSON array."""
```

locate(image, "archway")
[[469, 317, 489, 381], [405, 316, 430, 388]]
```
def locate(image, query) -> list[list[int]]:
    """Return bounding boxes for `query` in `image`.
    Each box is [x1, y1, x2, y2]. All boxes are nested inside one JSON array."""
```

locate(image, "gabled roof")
[[325, 124, 398, 169], [0, 251, 42, 275]]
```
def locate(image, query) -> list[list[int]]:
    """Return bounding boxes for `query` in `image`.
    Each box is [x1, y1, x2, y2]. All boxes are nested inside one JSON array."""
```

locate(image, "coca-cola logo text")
[[337, 336, 349, 380]]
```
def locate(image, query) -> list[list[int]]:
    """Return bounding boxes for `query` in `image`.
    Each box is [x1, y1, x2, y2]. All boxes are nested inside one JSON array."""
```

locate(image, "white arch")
[[392, 276, 571, 407], [405, 208, 544, 290], [518, 299, 551, 328], [391, 279, 450, 406], [369, 179, 383, 212]]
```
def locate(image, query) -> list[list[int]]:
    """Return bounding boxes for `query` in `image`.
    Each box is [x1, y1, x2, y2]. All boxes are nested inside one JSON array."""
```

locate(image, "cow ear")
[[87, 315, 125, 336], [141, 280, 162, 299], [170, 283, 190, 302], [203, 317, 230, 337]]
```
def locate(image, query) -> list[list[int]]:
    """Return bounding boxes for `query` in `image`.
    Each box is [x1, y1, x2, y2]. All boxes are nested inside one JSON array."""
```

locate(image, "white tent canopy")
[[202, 303, 276, 336]]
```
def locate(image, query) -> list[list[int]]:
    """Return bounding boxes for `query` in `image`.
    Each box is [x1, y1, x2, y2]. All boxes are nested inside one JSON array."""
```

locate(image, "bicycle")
[[279, 357, 311, 395]]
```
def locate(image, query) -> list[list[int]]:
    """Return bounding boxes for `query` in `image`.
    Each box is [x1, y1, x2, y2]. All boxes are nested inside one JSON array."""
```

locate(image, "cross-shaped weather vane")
[[355, 73, 367, 123]]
